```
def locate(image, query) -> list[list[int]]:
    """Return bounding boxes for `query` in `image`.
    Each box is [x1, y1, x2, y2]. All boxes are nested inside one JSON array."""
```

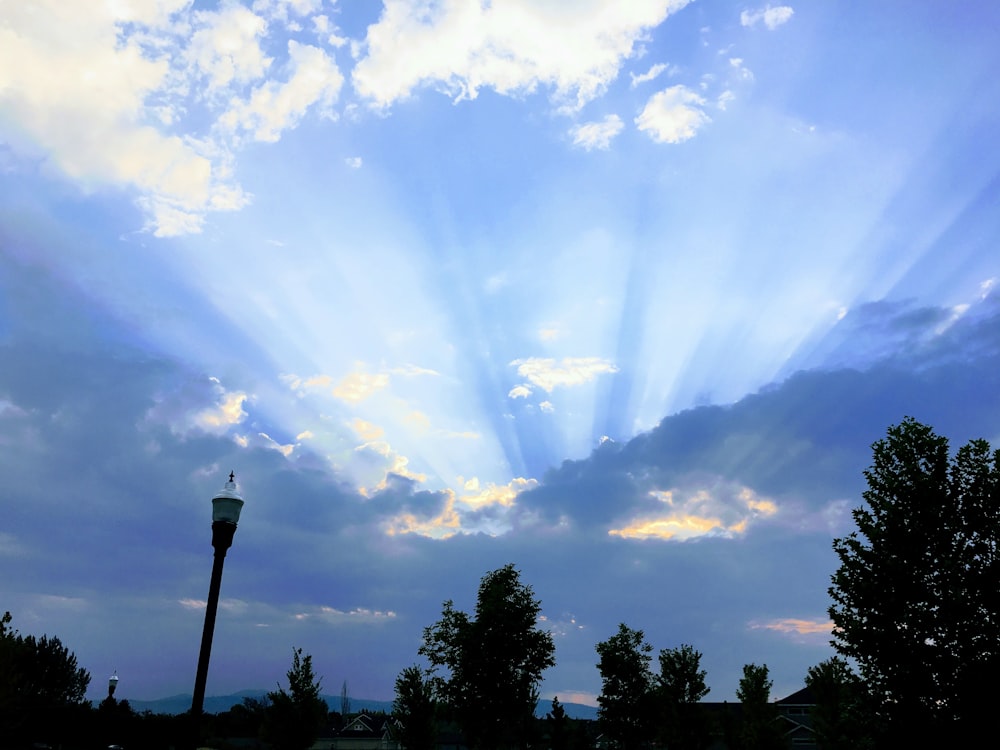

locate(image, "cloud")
[[187, 3, 272, 94], [218, 40, 344, 143], [333, 372, 392, 402], [510, 357, 619, 392], [0, 0, 342, 235], [508, 385, 533, 399], [630, 63, 670, 88], [740, 5, 795, 30], [569, 115, 625, 151], [352, 0, 694, 110], [608, 485, 778, 541], [635, 85, 710, 143], [346, 156, 363, 168], [750, 617, 833, 636]]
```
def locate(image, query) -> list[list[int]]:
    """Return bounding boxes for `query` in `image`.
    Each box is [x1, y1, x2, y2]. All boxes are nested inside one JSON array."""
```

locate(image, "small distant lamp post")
[[191, 472, 245, 718], [108, 671, 119, 699]]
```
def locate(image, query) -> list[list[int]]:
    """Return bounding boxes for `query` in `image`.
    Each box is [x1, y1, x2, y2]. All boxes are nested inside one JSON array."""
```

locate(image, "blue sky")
[[2, 0, 999, 707]]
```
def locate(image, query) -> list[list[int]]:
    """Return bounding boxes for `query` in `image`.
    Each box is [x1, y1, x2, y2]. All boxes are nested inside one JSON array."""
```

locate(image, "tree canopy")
[[656, 644, 710, 750], [393, 665, 437, 750], [420, 563, 555, 750], [595, 623, 654, 750], [829, 417, 1000, 742], [734, 663, 781, 750], [0, 611, 91, 746], [262, 647, 328, 750]]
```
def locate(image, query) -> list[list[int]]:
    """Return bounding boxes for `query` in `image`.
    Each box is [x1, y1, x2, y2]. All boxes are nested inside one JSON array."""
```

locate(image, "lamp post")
[[191, 472, 244, 718]]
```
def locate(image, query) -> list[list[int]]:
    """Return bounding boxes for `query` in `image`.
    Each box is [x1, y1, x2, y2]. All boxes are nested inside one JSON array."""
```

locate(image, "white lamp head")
[[212, 471, 244, 524]]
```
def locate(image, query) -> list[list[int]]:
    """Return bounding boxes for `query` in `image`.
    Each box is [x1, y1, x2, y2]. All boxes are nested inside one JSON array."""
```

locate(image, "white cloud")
[[635, 85, 710, 144], [729, 57, 755, 82], [630, 63, 669, 88], [0, 0, 341, 236], [346, 156, 363, 168], [194, 390, 249, 432], [569, 115, 624, 151], [333, 371, 391, 402], [218, 40, 344, 143], [186, 3, 272, 94], [510, 357, 619, 392], [508, 385, 533, 399], [740, 5, 795, 30], [352, 0, 693, 111]]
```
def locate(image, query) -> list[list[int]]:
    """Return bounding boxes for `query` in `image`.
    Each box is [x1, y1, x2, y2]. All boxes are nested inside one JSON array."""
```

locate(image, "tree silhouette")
[[595, 623, 654, 750], [829, 418, 1000, 743], [656, 644, 710, 750], [263, 647, 327, 750], [393, 665, 437, 750], [420, 564, 555, 750]]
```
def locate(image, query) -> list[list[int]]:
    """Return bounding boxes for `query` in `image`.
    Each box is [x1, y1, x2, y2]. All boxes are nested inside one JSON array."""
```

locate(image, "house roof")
[[775, 686, 816, 705]]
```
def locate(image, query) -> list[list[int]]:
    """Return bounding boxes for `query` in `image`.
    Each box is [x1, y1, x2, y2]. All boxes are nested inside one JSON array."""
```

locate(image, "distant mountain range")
[[125, 691, 598, 720]]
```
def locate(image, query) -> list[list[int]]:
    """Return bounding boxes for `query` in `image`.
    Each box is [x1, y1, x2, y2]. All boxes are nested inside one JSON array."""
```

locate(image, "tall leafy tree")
[[420, 564, 556, 750], [829, 417, 1000, 743], [263, 647, 328, 750], [804, 657, 872, 750], [735, 663, 781, 750], [393, 665, 437, 750], [656, 644, 710, 750], [0, 611, 91, 746], [595, 623, 654, 750]]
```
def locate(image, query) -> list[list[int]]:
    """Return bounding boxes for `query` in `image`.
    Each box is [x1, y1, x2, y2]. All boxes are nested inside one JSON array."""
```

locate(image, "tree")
[[547, 696, 569, 750], [656, 644, 710, 750], [393, 665, 437, 750], [0, 611, 91, 746], [804, 657, 872, 750], [262, 647, 328, 750], [341, 679, 351, 717], [595, 623, 654, 750], [419, 564, 556, 750], [828, 418, 1000, 743], [734, 663, 781, 750]]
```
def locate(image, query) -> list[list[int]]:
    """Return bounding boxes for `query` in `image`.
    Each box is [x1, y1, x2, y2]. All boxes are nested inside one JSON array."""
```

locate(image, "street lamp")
[[191, 472, 245, 718]]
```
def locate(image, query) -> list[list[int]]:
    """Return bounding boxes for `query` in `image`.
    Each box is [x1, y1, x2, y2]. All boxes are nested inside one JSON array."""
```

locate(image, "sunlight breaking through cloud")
[[608, 485, 778, 541]]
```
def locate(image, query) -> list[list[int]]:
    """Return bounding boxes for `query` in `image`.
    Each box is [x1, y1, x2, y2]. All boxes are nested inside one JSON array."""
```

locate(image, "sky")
[[1, 0, 999, 708]]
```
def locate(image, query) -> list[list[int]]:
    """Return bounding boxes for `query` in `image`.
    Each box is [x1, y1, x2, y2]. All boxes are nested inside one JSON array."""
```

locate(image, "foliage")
[[734, 663, 781, 750], [595, 623, 654, 750], [0, 610, 91, 745], [547, 696, 569, 750], [829, 417, 1000, 742], [804, 657, 873, 750], [393, 665, 437, 750], [263, 647, 328, 750], [341, 678, 352, 716], [655, 644, 710, 750], [419, 563, 556, 750]]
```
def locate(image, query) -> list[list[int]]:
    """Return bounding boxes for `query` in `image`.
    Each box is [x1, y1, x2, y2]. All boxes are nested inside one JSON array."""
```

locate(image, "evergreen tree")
[[547, 696, 569, 750], [263, 647, 328, 750]]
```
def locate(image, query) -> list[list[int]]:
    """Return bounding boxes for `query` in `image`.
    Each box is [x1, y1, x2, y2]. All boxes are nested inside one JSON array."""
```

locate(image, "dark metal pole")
[[191, 520, 237, 717]]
